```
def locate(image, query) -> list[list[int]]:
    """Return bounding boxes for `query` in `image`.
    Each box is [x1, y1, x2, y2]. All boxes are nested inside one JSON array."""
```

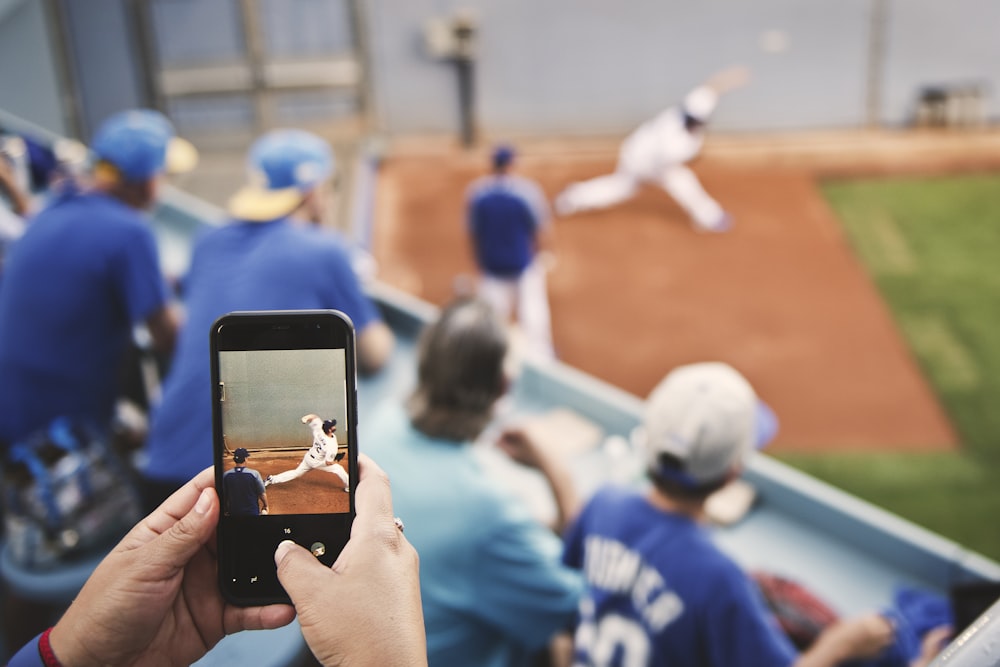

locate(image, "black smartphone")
[[211, 310, 359, 606]]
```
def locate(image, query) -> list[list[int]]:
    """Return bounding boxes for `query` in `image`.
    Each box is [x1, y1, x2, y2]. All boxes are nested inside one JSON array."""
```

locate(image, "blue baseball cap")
[[233, 447, 250, 462], [91, 109, 197, 182], [492, 144, 515, 169], [228, 129, 334, 222]]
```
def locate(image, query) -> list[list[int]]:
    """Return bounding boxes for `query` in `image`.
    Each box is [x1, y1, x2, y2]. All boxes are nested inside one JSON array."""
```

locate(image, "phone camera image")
[[218, 347, 351, 517]]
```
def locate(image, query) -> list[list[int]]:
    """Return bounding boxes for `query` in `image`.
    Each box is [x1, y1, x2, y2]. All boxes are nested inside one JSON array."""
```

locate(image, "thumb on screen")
[[274, 540, 329, 604]]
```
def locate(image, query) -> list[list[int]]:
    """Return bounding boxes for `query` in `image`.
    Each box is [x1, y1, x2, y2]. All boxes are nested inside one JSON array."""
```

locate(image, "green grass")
[[778, 173, 1000, 560]]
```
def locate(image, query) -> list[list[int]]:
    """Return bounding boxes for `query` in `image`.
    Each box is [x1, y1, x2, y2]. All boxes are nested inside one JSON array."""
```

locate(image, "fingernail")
[[274, 539, 296, 564], [194, 488, 212, 515]]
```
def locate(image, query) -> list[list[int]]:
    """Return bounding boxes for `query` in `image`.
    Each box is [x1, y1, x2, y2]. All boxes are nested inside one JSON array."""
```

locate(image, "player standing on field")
[[467, 144, 556, 360], [266, 414, 349, 492], [555, 66, 750, 232], [222, 447, 269, 516]]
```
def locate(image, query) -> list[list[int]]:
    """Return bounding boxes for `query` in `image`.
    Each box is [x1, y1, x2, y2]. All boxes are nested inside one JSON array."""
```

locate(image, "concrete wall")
[[59, 0, 146, 141], [365, 0, 1000, 138], [3, 0, 999, 142], [0, 0, 67, 135], [220, 348, 348, 450]]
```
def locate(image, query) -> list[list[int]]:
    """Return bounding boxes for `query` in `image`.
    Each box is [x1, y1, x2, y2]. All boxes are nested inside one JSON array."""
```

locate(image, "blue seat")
[[0, 541, 104, 605]]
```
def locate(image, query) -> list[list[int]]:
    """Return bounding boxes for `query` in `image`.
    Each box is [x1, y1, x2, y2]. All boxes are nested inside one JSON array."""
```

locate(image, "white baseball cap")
[[638, 362, 776, 487], [682, 86, 719, 122]]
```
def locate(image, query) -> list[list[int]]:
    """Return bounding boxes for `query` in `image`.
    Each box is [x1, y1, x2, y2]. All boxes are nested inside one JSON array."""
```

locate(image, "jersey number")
[[575, 600, 650, 667]]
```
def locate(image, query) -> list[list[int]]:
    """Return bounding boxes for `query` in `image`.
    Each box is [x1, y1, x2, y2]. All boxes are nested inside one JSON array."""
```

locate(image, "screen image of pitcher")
[[218, 347, 351, 517]]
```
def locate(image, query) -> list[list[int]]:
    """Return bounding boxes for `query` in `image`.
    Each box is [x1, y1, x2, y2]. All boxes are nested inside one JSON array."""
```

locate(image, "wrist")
[[46, 624, 82, 667]]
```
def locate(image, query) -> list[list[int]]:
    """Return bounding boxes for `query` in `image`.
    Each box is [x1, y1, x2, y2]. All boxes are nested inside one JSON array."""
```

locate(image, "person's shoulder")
[[290, 224, 353, 259], [35, 191, 124, 222], [466, 175, 500, 201]]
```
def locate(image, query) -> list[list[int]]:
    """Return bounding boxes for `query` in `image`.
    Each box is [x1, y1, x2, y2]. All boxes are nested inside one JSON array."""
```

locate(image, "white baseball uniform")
[[266, 416, 349, 490], [555, 85, 728, 231]]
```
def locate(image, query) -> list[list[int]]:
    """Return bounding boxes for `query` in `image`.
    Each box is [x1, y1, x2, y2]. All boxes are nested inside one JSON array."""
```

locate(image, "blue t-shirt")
[[223, 466, 266, 515], [0, 192, 168, 445], [563, 486, 798, 667], [142, 218, 379, 484], [364, 403, 583, 667], [467, 174, 549, 278]]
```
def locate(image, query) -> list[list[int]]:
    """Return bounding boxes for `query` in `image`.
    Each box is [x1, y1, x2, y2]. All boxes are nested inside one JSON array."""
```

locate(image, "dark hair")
[[322, 419, 337, 435], [492, 145, 515, 171], [647, 452, 728, 501], [683, 112, 706, 133], [407, 298, 508, 442]]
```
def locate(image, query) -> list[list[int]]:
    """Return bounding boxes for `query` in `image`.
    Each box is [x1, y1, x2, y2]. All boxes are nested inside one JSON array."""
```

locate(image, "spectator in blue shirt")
[[140, 128, 393, 511], [0, 109, 193, 448]]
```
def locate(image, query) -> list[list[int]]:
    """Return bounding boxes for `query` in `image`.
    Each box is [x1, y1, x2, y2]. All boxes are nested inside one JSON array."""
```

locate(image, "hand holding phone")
[[211, 310, 359, 606]]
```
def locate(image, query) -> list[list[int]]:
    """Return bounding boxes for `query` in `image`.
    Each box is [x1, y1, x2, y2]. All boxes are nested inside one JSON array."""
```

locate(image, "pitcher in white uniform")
[[265, 413, 349, 492], [555, 66, 750, 232]]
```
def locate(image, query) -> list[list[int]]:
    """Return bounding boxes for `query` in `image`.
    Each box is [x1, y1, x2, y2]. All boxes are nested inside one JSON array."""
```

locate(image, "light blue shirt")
[[364, 403, 583, 667]]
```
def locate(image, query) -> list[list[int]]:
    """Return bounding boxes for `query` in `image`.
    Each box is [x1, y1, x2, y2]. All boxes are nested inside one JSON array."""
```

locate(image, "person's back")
[[223, 465, 264, 516], [565, 485, 796, 666], [141, 129, 388, 505], [364, 298, 581, 667], [367, 403, 581, 667], [564, 363, 930, 667], [468, 176, 539, 278], [0, 110, 190, 446], [0, 193, 164, 441]]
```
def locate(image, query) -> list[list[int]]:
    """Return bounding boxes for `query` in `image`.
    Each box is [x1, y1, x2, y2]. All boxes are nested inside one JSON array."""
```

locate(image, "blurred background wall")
[[1, 0, 997, 141]]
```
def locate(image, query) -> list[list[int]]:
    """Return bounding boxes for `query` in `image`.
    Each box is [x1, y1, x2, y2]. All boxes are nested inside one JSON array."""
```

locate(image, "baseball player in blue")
[[265, 414, 349, 492], [555, 67, 750, 231], [563, 362, 933, 667], [467, 144, 555, 359], [222, 447, 269, 516]]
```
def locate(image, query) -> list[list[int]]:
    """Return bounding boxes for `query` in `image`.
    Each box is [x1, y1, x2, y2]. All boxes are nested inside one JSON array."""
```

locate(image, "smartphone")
[[211, 310, 359, 606]]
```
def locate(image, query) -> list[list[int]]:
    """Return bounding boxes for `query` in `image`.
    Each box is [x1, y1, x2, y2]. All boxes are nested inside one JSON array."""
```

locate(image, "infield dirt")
[[370, 129, 1000, 453]]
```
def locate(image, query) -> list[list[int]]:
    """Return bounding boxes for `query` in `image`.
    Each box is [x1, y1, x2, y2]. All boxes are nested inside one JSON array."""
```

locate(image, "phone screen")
[[211, 310, 358, 606]]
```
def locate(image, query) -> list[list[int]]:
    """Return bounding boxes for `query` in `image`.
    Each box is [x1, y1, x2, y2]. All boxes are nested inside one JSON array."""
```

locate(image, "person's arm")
[[259, 491, 269, 515], [145, 302, 179, 355], [0, 157, 30, 215], [357, 320, 394, 374], [44, 468, 294, 666], [792, 613, 894, 667], [275, 455, 427, 666], [497, 426, 579, 532], [703, 65, 751, 96]]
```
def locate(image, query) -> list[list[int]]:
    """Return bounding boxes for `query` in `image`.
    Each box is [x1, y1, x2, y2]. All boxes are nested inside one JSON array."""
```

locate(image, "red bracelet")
[[39, 627, 64, 667]]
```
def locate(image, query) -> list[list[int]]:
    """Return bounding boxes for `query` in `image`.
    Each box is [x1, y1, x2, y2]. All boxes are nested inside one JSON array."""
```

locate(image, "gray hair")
[[407, 298, 508, 442]]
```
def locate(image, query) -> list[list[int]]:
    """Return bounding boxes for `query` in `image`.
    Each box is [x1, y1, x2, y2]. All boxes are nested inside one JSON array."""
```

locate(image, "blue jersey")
[[564, 486, 797, 667], [0, 192, 168, 444], [223, 466, 265, 515], [467, 174, 549, 278], [143, 218, 379, 484]]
